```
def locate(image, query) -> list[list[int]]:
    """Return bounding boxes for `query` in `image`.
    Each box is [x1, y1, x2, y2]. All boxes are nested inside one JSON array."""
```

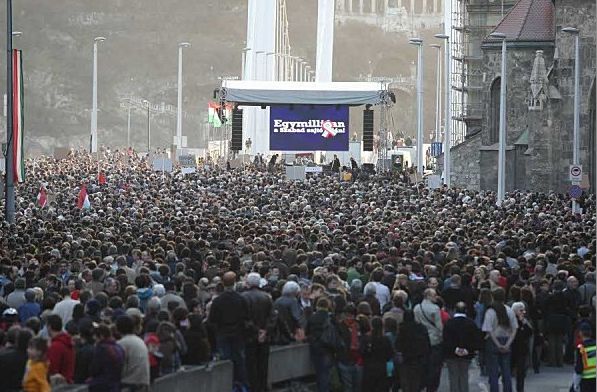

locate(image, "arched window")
[[489, 77, 501, 144]]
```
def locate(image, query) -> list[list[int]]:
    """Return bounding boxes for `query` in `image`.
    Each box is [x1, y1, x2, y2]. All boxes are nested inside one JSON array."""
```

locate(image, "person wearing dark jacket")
[[336, 303, 361, 392], [443, 302, 482, 392], [360, 316, 394, 392], [88, 323, 125, 392], [46, 314, 75, 384], [544, 281, 570, 367], [396, 309, 431, 392], [241, 273, 273, 392], [73, 320, 95, 384], [207, 271, 249, 386], [181, 314, 211, 365], [306, 296, 336, 392], [511, 302, 533, 392], [0, 327, 32, 392]]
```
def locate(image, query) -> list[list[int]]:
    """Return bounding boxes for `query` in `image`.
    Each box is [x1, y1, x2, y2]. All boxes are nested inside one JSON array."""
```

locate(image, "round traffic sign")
[[569, 185, 582, 199], [571, 166, 581, 177]]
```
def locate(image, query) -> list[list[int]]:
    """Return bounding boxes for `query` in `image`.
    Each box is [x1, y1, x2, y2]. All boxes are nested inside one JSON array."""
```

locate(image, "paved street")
[[440, 363, 574, 392]]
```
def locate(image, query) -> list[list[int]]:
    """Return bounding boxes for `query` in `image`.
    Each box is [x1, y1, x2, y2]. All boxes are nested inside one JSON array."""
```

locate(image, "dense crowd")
[[0, 149, 595, 392]]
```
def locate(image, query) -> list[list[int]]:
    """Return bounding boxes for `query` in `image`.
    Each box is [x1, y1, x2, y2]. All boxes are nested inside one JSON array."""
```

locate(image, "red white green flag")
[[12, 49, 24, 183]]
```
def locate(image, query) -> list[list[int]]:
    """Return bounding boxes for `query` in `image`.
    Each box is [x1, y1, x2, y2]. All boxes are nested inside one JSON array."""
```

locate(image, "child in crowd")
[[23, 336, 51, 392]]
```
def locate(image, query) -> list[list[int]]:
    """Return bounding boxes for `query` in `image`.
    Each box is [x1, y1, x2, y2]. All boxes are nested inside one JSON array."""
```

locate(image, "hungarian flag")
[[36, 186, 47, 208], [98, 171, 107, 185], [77, 185, 91, 209], [12, 49, 24, 183], [208, 102, 222, 128], [208, 102, 218, 124], [223, 103, 233, 124]]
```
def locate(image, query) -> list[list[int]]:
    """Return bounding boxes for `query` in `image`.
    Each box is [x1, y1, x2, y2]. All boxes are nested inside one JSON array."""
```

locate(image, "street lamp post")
[[126, 99, 132, 150], [430, 44, 442, 142], [143, 100, 151, 152], [176, 42, 191, 155], [490, 32, 507, 206], [409, 38, 424, 176], [90, 36, 106, 154], [435, 33, 451, 187], [5, 0, 15, 222], [562, 27, 581, 213]]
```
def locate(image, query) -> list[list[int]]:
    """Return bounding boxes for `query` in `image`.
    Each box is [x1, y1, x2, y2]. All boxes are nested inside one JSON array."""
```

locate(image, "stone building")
[[445, 0, 596, 193], [335, 0, 443, 33]]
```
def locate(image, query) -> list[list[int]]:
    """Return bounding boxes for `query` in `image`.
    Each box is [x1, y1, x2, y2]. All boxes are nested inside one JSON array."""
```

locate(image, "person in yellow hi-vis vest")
[[574, 324, 596, 392]]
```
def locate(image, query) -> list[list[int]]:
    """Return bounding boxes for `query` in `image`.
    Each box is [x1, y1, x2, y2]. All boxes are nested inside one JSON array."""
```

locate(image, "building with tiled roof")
[[441, 0, 596, 194]]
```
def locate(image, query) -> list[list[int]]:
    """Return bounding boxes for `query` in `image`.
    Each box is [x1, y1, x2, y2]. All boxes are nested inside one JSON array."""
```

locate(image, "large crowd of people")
[[0, 148, 595, 392]]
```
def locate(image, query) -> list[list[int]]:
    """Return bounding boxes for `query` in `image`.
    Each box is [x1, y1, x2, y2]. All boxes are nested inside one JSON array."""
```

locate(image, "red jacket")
[[48, 332, 75, 383]]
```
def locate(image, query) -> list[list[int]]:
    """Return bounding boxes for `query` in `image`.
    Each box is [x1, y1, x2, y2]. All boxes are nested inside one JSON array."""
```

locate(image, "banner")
[[12, 49, 24, 183], [269, 105, 349, 151]]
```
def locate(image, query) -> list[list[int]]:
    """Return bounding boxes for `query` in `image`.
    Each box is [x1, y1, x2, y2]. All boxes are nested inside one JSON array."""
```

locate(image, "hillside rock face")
[[0, 0, 441, 154]]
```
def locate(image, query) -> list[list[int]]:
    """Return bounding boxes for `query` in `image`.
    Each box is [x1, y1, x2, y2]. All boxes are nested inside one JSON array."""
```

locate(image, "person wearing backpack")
[[414, 288, 443, 392], [336, 303, 362, 392], [306, 296, 338, 392], [396, 309, 430, 392], [360, 316, 394, 392]]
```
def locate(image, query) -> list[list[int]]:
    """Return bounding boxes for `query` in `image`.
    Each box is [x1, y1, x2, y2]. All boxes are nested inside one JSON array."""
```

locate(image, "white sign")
[[304, 166, 323, 173], [152, 158, 173, 173], [427, 174, 442, 189], [569, 165, 582, 182], [181, 167, 196, 175]]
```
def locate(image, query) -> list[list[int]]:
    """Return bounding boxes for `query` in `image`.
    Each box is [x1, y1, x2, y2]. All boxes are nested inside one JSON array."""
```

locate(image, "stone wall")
[[447, 132, 482, 190]]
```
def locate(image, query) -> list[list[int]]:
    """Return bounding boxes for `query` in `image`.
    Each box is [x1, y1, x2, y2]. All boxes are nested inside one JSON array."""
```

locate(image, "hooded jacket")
[[48, 332, 75, 383]]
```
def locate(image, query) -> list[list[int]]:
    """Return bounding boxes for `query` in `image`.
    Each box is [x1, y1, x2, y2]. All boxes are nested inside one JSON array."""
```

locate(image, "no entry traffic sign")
[[569, 165, 582, 182]]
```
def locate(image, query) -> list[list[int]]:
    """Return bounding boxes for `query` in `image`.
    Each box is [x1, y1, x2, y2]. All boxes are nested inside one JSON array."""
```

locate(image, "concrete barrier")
[[268, 343, 315, 385], [151, 360, 233, 392]]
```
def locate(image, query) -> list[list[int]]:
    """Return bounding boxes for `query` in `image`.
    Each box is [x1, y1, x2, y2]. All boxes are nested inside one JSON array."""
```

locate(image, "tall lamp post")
[[90, 36, 106, 154], [143, 99, 151, 152], [409, 37, 424, 176], [490, 32, 507, 206], [430, 44, 442, 142], [562, 27, 581, 213], [5, 0, 15, 223], [176, 42, 191, 155], [435, 33, 451, 186]]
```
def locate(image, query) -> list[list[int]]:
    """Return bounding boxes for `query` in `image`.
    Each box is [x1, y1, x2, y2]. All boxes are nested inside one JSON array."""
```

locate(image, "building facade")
[[445, 0, 596, 193], [335, 0, 443, 33]]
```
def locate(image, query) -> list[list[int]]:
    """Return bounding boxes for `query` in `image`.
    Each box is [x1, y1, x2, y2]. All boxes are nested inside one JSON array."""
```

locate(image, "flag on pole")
[[36, 186, 47, 208], [208, 102, 218, 124], [224, 103, 233, 124], [77, 185, 91, 209], [12, 49, 25, 183]]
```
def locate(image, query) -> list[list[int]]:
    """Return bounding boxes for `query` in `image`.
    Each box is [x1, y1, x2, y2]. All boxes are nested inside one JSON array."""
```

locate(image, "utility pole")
[[5, 0, 14, 223]]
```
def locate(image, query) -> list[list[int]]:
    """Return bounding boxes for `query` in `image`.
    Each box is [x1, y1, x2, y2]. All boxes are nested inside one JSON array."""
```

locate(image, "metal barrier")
[[268, 343, 315, 385], [151, 360, 233, 392]]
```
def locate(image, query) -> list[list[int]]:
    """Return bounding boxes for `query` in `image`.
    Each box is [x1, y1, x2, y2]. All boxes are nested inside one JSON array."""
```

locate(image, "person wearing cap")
[[242, 272, 273, 392], [18, 289, 41, 324], [574, 323, 596, 392]]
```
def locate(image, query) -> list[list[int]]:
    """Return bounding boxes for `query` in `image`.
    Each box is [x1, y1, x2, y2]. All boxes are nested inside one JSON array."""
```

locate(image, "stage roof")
[[220, 80, 386, 105]]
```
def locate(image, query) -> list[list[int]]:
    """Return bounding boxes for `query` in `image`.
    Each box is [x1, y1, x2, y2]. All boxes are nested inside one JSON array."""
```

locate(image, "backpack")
[[319, 316, 345, 353]]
